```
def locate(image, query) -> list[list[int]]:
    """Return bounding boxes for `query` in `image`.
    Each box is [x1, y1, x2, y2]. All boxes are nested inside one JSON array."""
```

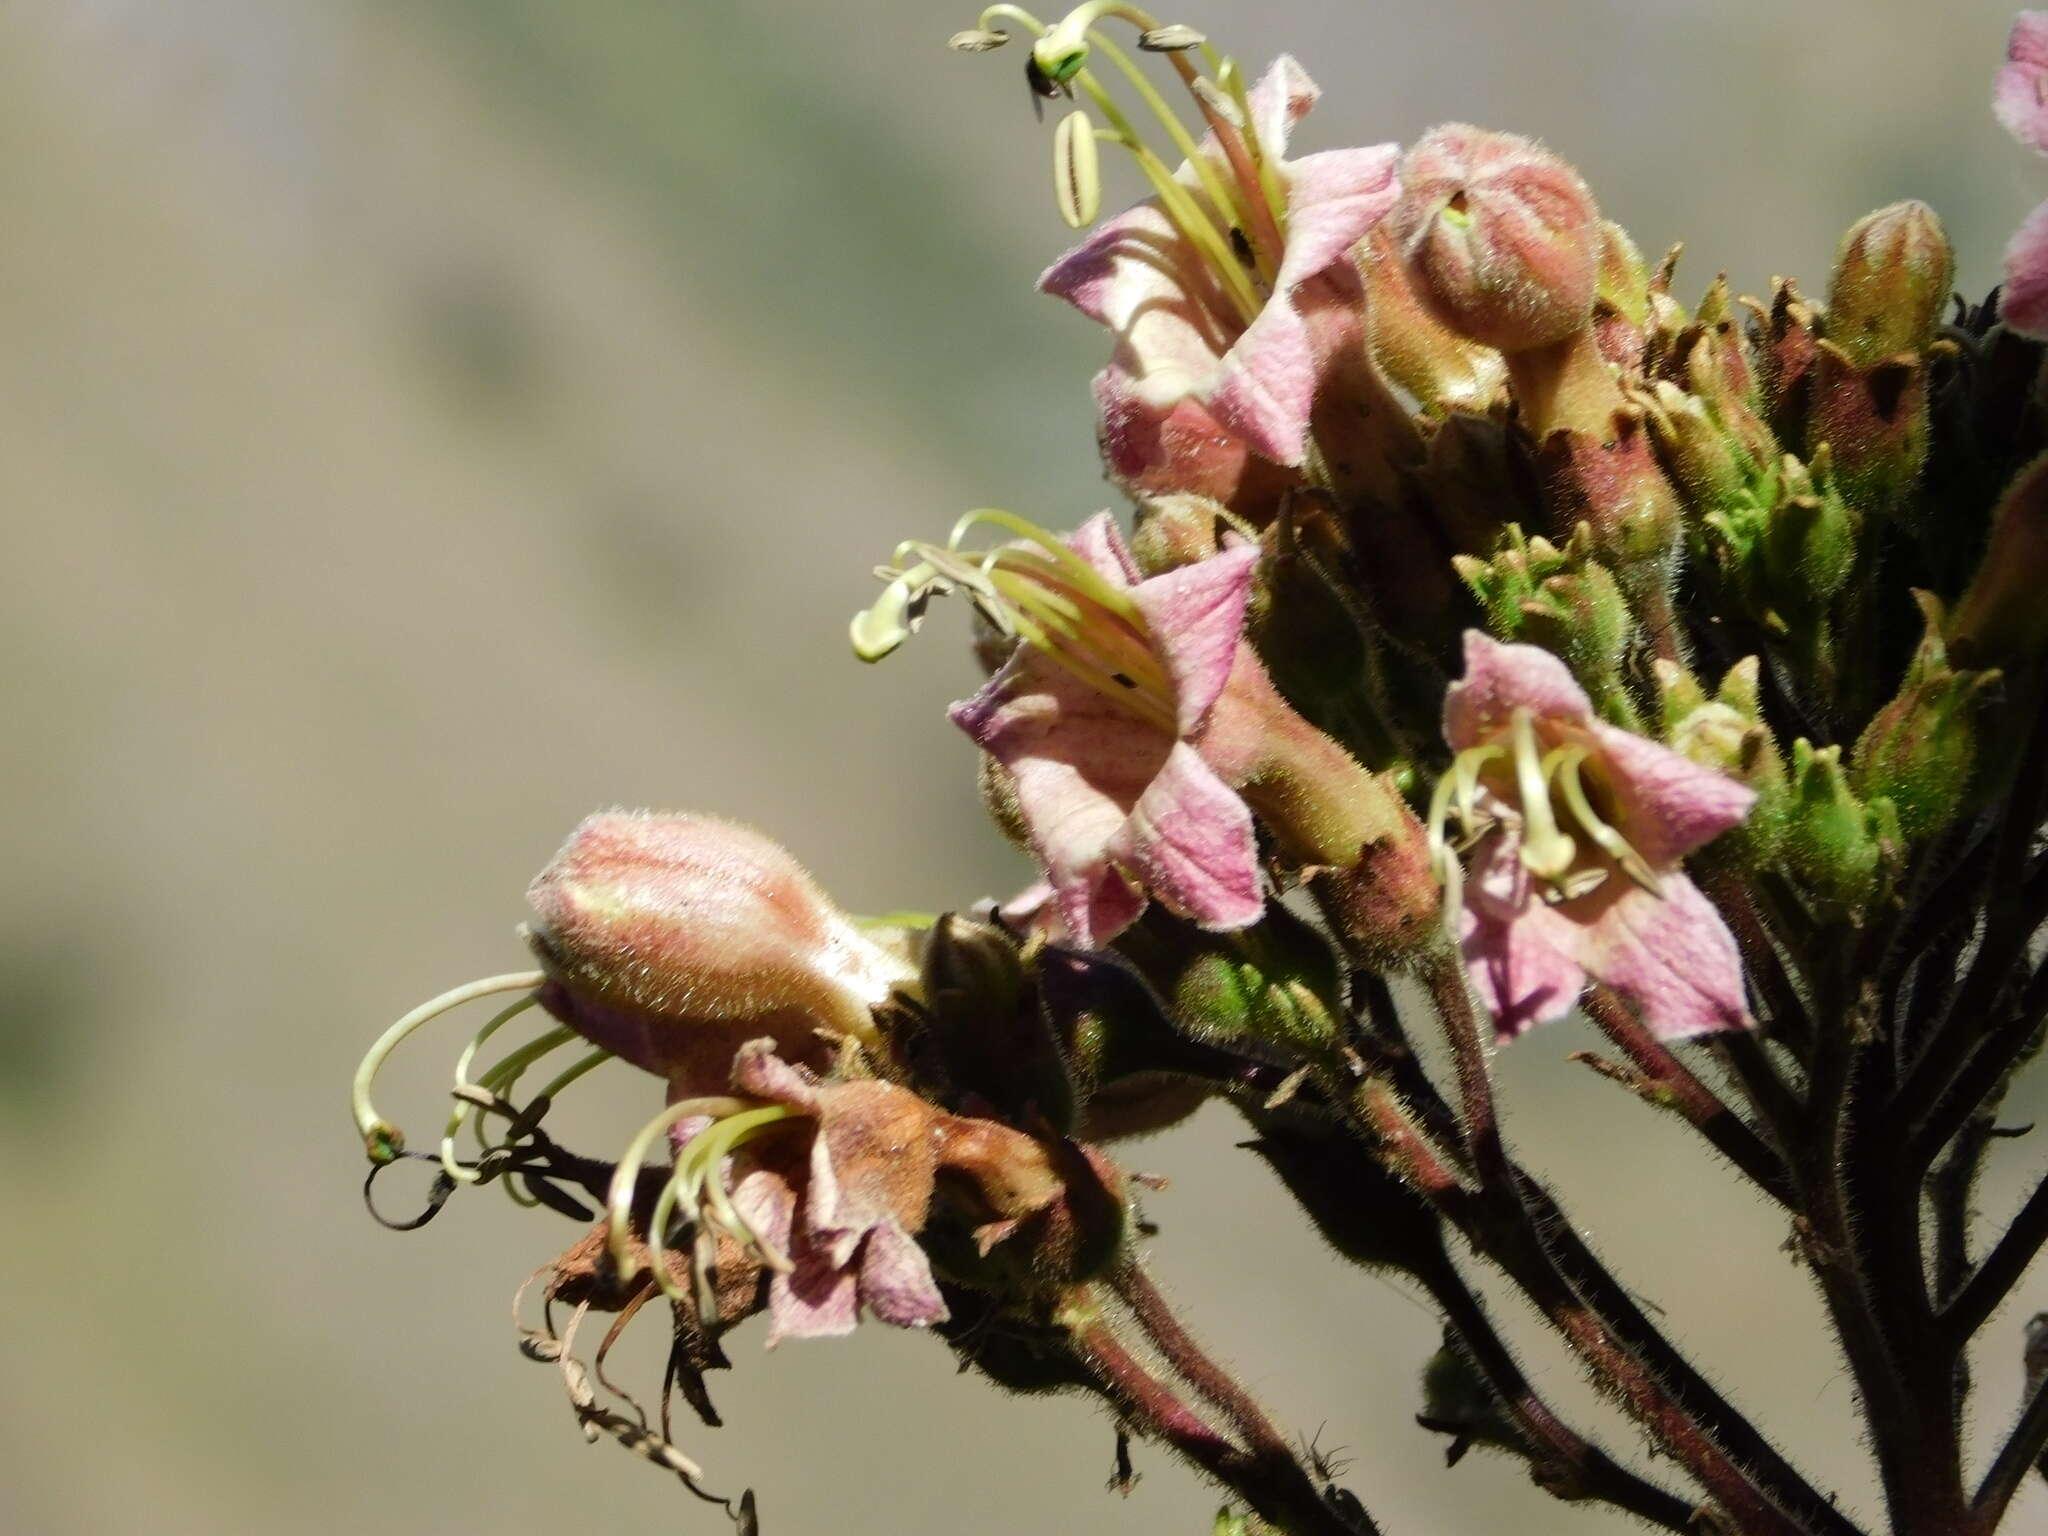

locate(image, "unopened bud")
[[1358, 224, 1508, 411], [524, 812, 915, 1077], [1853, 593, 1999, 841], [1657, 656, 1786, 863], [1592, 220, 1651, 371], [1454, 523, 1637, 725], [1389, 124, 1601, 353], [1807, 342, 1930, 518], [1129, 493, 1230, 575], [1754, 278, 1824, 446], [1950, 450, 2048, 669], [1783, 741, 1899, 919], [1826, 201, 1955, 370], [1113, 902, 1345, 1061]]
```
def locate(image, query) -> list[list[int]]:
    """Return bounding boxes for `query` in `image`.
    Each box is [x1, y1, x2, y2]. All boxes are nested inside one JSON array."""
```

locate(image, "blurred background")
[[1, 1, 2044, 1531]]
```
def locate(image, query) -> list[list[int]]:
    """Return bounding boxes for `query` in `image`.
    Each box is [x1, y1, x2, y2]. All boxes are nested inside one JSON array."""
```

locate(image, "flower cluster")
[[354, 10, 2048, 1535]]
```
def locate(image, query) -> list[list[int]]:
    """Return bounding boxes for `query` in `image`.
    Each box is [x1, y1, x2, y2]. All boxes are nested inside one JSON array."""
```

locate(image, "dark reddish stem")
[[1581, 987, 1794, 1205]]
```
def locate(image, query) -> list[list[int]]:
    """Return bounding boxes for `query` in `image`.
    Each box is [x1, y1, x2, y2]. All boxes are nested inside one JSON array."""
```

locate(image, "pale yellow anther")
[[1054, 107, 1103, 228]]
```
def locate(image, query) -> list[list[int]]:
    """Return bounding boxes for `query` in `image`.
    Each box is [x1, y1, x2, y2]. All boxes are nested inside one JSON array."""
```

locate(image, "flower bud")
[[1754, 278, 1824, 446], [1389, 124, 1601, 353], [1782, 740, 1900, 919], [1358, 223, 1508, 411], [1806, 343, 1930, 519], [1112, 902, 1346, 1061], [1825, 201, 1955, 371], [1949, 450, 2048, 669], [524, 812, 916, 1081], [1852, 593, 1999, 842], [1533, 402, 1684, 582], [1592, 220, 1651, 372], [1656, 655, 1787, 864], [1453, 523, 1637, 726], [914, 913, 1084, 1133], [1247, 508, 1400, 766], [1128, 493, 1230, 575]]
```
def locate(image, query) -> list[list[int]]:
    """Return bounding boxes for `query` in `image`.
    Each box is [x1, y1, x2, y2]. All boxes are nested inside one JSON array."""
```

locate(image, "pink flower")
[[1436, 633, 1756, 1041], [1040, 57, 1399, 484], [1995, 12, 2048, 337], [723, 1044, 952, 1345], [713, 1043, 1074, 1345], [950, 514, 1266, 949]]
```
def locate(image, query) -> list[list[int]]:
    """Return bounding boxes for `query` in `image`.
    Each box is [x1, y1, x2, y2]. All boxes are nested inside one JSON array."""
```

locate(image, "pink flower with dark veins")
[[1040, 57, 1399, 488], [948, 513, 1267, 949], [1995, 12, 2048, 337], [1433, 633, 1757, 1041]]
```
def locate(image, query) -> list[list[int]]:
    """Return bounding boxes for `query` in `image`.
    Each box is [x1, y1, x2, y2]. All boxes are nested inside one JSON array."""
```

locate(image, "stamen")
[[1510, 710, 1578, 881], [605, 1097, 751, 1281], [1552, 748, 1664, 896], [861, 510, 1187, 730], [1054, 108, 1103, 228], [352, 970, 545, 1163], [1138, 24, 1205, 51], [645, 1106, 803, 1303], [435, 995, 542, 1182]]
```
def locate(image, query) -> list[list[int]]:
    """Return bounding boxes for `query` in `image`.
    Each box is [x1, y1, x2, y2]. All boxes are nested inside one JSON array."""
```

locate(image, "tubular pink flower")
[[1040, 56, 1399, 472], [1436, 633, 1757, 1041], [949, 513, 1266, 949], [1996, 12, 2048, 337]]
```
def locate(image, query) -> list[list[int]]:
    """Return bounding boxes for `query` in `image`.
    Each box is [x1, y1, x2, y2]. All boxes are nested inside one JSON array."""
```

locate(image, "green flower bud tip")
[[1784, 739, 1899, 916], [1853, 592, 2000, 842], [1826, 200, 1956, 371]]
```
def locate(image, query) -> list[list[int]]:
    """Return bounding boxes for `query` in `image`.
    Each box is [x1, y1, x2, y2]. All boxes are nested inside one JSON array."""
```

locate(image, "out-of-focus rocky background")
[[0, 3, 2041, 1532]]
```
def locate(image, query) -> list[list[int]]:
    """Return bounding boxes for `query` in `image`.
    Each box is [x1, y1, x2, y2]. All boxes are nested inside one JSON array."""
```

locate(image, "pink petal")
[[1039, 200, 1236, 404], [1127, 545, 1259, 730], [1570, 874, 1752, 1040], [952, 660, 1172, 949], [735, 1168, 860, 1347], [1067, 510, 1141, 588], [765, 1251, 860, 1345], [2006, 198, 2048, 340], [857, 1220, 950, 1329], [1458, 827, 1589, 1039], [1586, 721, 1756, 867], [1039, 201, 1184, 325], [730, 1038, 822, 1110], [1205, 301, 1319, 464], [1244, 54, 1319, 159], [1092, 366, 1275, 503], [1443, 632, 1594, 750], [1271, 146, 1402, 292], [1108, 740, 1264, 932], [1997, 13, 2048, 152]]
